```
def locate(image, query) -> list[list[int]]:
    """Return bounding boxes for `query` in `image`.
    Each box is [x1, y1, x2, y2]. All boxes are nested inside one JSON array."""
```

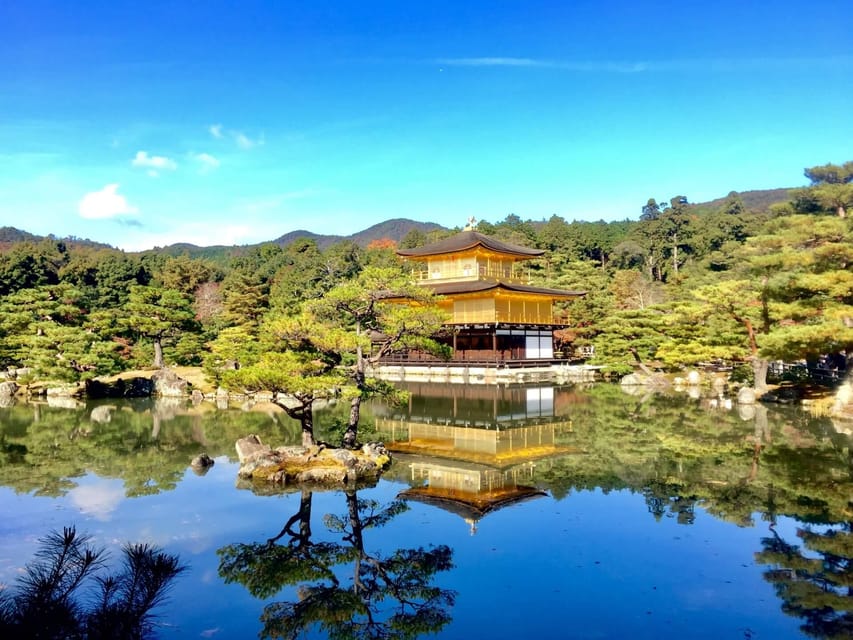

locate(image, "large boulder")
[[737, 387, 756, 405], [0, 381, 18, 398], [236, 434, 272, 463], [152, 368, 189, 397], [190, 453, 215, 475]]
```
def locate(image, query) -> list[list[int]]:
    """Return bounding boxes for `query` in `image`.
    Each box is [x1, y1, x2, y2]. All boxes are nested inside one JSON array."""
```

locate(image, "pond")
[[0, 383, 850, 639]]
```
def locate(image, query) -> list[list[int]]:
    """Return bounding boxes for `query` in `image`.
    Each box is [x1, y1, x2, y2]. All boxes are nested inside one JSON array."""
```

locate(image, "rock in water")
[[191, 453, 215, 475]]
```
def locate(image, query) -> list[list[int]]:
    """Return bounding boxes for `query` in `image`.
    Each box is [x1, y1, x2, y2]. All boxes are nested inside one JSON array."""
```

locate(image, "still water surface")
[[0, 383, 850, 639]]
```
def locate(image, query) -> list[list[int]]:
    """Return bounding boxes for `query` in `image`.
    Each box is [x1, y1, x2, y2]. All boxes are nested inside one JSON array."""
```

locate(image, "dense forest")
[[0, 161, 851, 391]]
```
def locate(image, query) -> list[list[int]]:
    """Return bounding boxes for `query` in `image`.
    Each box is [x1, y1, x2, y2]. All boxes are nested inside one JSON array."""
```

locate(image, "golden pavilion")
[[392, 228, 585, 365]]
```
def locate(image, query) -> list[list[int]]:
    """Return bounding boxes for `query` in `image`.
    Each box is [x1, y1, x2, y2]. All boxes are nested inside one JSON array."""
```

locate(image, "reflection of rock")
[[235, 435, 391, 488], [620, 373, 669, 388], [831, 376, 853, 420], [737, 403, 756, 421], [215, 387, 229, 410], [737, 387, 756, 405], [90, 405, 116, 424], [152, 396, 184, 419], [152, 368, 189, 397], [191, 453, 215, 475], [686, 370, 701, 386], [0, 395, 15, 408], [46, 395, 83, 409], [711, 376, 727, 395]]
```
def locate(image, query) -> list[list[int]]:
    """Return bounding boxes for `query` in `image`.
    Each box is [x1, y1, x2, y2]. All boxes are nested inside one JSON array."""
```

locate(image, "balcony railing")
[[412, 264, 529, 284]]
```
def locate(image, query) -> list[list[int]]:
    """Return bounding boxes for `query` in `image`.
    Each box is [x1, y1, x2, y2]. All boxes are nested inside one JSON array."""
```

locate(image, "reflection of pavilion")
[[376, 382, 575, 465], [398, 457, 547, 535], [376, 383, 577, 532]]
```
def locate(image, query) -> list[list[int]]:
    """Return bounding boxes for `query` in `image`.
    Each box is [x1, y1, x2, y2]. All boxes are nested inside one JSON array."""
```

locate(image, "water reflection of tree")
[[755, 523, 853, 639], [531, 384, 852, 526], [218, 490, 455, 640], [0, 400, 295, 497]]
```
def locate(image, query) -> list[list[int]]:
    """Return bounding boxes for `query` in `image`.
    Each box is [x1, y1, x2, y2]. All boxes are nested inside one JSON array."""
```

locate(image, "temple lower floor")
[[379, 323, 574, 365]]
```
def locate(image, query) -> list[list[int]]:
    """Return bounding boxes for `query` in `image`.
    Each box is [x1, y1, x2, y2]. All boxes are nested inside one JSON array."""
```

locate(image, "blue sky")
[[1, 1, 851, 251]]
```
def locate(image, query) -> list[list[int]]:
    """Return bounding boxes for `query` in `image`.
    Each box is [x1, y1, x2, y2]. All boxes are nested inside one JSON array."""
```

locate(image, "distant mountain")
[[271, 218, 445, 250], [0, 226, 115, 252], [0, 227, 41, 246], [690, 188, 793, 214]]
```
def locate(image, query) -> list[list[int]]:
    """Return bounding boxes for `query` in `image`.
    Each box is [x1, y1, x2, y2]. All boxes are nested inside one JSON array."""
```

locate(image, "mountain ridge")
[[0, 188, 795, 255]]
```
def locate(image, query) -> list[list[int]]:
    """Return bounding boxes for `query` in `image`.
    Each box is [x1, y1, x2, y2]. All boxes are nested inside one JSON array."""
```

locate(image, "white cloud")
[[131, 150, 177, 176], [234, 131, 264, 149], [117, 222, 257, 251], [192, 152, 220, 172], [69, 480, 124, 521], [208, 123, 264, 149], [78, 183, 138, 219]]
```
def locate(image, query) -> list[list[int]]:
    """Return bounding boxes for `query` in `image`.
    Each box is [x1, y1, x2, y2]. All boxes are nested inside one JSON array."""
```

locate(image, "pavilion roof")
[[396, 230, 544, 259]]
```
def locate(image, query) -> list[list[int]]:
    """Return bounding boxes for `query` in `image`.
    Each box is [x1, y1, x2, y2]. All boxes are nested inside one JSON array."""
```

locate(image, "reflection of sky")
[[0, 397, 841, 640], [68, 477, 125, 520]]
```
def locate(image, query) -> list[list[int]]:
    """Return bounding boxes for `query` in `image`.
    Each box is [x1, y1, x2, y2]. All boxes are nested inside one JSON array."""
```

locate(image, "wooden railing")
[[411, 264, 528, 284]]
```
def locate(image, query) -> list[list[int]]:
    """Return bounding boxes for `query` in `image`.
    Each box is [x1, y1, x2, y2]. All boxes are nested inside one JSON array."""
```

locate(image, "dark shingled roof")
[[427, 280, 586, 298], [396, 230, 544, 258]]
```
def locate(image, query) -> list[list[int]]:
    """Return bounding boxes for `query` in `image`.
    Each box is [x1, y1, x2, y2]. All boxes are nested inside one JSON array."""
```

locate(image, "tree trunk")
[[752, 357, 769, 393], [343, 323, 365, 449], [153, 338, 164, 368], [268, 489, 313, 546], [343, 396, 361, 449], [301, 409, 315, 448], [278, 399, 316, 447], [672, 236, 679, 275]]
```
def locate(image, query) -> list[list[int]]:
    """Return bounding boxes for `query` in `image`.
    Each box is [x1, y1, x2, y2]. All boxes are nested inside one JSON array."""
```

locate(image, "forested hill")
[[0, 218, 445, 259], [688, 188, 792, 215], [0, 226, 113, 251], [272, 218, 445, 250]]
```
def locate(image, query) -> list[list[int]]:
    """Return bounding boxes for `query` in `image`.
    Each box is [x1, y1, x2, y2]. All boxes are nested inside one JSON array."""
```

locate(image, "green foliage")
[[0, 284, 121, 380], [0, 162, 850, 387], [124, 285, 199, 367], [755, 525, 853, 639], [0, 526, 184, 639]]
